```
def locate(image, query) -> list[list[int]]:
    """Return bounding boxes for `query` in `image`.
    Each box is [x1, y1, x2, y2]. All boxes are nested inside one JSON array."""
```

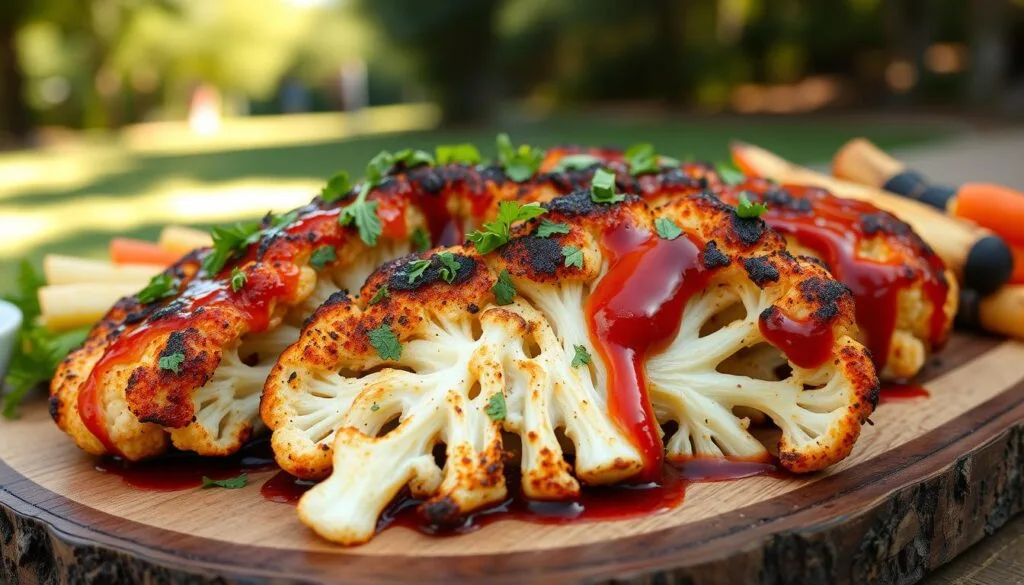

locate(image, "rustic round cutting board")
[[1, 332, 1022, 584]]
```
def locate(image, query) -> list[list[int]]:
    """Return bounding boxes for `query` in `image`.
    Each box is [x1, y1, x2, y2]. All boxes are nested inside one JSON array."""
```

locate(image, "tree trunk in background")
[[432, 0, 501, 126], [654, 0, 685, 107], [967, 0, 1009, 109], [0, 21, 32, 145]]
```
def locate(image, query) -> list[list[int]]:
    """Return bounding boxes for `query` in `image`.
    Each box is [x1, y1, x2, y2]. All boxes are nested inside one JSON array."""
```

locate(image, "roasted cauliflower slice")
[[262, 190, 878, 545]]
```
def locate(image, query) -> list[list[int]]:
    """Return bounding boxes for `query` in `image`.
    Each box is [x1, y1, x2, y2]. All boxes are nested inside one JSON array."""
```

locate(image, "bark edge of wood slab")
[[1, 334, 1023, 585]]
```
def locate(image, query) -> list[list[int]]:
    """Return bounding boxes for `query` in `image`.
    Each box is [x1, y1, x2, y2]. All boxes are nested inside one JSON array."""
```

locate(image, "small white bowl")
[[0, 299, 23, 380]]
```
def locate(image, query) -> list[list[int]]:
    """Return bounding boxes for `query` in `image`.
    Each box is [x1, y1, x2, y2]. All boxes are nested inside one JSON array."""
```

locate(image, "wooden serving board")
[[1, 332, 1022, 585]]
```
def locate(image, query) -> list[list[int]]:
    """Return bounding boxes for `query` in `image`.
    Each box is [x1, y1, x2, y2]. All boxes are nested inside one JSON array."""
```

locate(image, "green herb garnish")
[[496, 133, 545, 182], [368, 285, 388, 305], [561, 245, 584, 269], [320, 171, 352, 204], [736, 193, 768, 219], [159, 352, 185, 374], [715, 162, 746, 186], [467, 201, 546, 254], [590, 168, 625, 204], [655, 217, 683, 240], [202, 221, 261, 275], [393, 149, 435, 168], [437, 252, 461, 284], [536, 219, 570, 238], [571, 345, 592, 368], [137, 273, 177, 304], [201, 474, 248, 489], [230, 267, 247, 292], [553, 154, 602, 172], [406, 259, 431, 284], [492, 269, 516, 305], [368, 325, 402, 361], [411, 227, 431, 252], [309, 245, 336, 270], [436, 143, 482, 165], [485, 392, 507, 421]]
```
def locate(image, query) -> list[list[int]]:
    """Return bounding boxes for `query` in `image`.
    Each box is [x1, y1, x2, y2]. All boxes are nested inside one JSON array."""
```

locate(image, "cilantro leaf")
[[368, 325, 402, 361], [230, 267, 247, 292], [137, 273, 177, 304], [561, 245, 584, 269], [553, 154, 602, 172], [405, 259, 431, 284], [590, 168, 625, 204], [536, 219, 570, 238], [159, 352, 185, 374], [492, 269, 516, 305], [368, 285, 388, 305], [339, 198, 382, 247], [309, 245, 336, 270], [484, 392, 507, 421], [201, 474, 248, 489], [202, 221, 261, 275], [371, 402, 380, 412], [411, 227, 431, 252], [436, 143, 482, 165], [716, 162, 746, 186], [496, 133, 545, 182], [320, 171, 352, 204], [736, 193, 768, 219], [393, 149, 435, 169], [624, 143, 660, 176], [437, 252, 461, 284], [655, 217, 683, 240], [571, 345, 592, 367], [467, 201, 546, 254], [365, 151, 396, 183]]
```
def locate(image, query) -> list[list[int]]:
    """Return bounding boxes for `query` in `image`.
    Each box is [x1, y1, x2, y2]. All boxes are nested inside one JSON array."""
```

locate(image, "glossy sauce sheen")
[[94, 439, 277, 491], [726, 180, 949, 371], [260, 460, 782, 536], [758, 309, 835, 369], [584, 223, 716, 481], [877, 383, 930, 404]]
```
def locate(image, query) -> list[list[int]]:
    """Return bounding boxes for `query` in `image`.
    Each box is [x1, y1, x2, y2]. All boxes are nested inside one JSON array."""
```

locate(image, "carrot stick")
[[949, 183, 1024, 247], [1010, 245, 1024, 285], [109, 238, 182, 266]]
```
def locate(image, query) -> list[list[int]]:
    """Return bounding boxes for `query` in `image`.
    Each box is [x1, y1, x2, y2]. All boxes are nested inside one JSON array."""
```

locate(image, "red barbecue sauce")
[[584, 223, 716, 481], [758, 309, 834, 369], [77, 210, 344, 457], [259, 459, 782, 535], [877, 383, 930, 404], [727, 180, 949, 371]]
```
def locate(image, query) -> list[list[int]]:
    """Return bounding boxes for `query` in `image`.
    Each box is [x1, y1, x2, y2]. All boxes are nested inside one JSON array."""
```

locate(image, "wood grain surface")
[[1, 332, 1022, 584]]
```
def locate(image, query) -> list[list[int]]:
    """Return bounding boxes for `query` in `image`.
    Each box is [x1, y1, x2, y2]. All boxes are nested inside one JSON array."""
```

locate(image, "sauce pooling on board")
[[584, 222, 716, 481], [877, 383, 930, 404], [260, 460, 783, 536], [95, 438, 277, 490], [722, 179, 949, 371]]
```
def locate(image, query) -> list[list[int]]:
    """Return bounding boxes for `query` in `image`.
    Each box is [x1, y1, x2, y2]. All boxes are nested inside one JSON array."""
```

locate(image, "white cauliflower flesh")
[[262, 192, 879, 546]]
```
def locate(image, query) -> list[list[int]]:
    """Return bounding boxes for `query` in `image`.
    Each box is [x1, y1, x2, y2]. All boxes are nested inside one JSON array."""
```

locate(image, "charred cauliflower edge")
[[261, 191, 878, 545]]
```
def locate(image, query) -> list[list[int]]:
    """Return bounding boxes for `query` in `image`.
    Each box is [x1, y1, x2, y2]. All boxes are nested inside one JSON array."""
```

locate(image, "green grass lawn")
[[0, 111, 955, 290]]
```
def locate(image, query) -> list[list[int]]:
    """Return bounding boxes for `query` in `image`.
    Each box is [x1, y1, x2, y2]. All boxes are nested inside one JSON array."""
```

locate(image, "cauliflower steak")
[[262, 190, 878, 545]]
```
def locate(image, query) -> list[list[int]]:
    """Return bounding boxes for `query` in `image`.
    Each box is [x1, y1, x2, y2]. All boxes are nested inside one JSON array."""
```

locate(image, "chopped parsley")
[[716, 161, 746, 186], [590, 168, 625, 204], [368, 325, 402, 361], [202, 220, 261, 275], [437, 252, 461, 284], [309, 245, 337, 270], [736, 193, 768, 219], [553, 154, 602, 172], [411, 227, 431, 252], [655, 217, 683, 240], [405, 259, 431, 284], [158, 352, 185, 374], [484, 392, 507, 421], [201, 474, 248, 489], [561, 245, 584, 269], [467, 201, 546, 254], [368, 285, 389, 305], [536, 219, 570, 238], [137, 273, 177, 304], [393, 148, 435, 168], [495, 133, 545, 182], [571, 345, 592, 368], [492, 269, 516, 305], [339, 151, 394, 247], [371, 402, 380, 412], [230, 267, 247, 292], [624, 143, 659, 176], [320, 171, 352, 204], [435, 143, 482, 165]]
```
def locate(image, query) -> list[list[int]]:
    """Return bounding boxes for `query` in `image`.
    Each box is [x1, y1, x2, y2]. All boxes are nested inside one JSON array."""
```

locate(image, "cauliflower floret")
[[263, 191, 878, 545]]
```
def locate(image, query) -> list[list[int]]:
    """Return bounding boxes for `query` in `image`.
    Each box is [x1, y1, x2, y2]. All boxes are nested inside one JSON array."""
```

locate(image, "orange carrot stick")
[[949, 183, 1024, 247], [110, 238, 182, 266]]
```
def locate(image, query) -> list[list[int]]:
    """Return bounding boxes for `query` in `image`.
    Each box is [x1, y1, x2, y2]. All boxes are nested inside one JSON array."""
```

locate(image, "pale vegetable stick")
[[159, 225, 212, 255], [978, 286, 1024, 340], [39, 282, 146, 332], [44, 254, 163, 285]]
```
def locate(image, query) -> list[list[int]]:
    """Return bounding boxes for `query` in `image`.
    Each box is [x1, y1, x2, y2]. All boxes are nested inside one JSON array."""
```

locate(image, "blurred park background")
[[1, 0, 1023, 286]]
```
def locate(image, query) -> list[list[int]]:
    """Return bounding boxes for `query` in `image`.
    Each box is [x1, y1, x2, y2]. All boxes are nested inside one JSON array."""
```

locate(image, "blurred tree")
[[355, 0, 503, 125]]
